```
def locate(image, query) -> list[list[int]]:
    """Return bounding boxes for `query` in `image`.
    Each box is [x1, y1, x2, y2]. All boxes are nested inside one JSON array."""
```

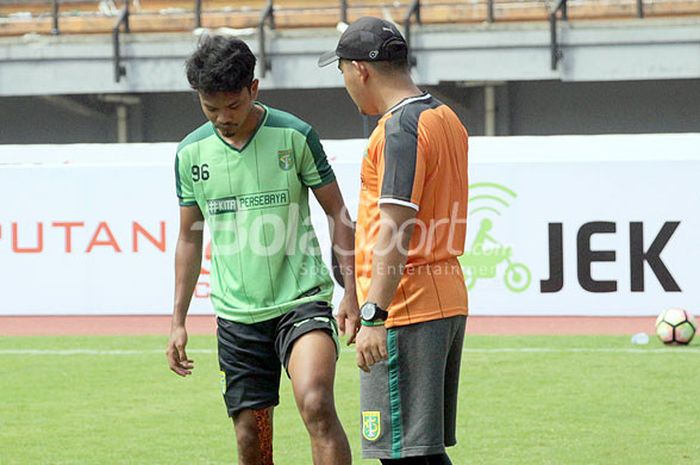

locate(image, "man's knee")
[[298, 387, 334, 432], [233, 414, 258, 446]]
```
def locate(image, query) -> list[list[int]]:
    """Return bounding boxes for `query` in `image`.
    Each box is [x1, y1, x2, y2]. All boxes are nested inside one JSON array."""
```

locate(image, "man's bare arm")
[[166, 205, 204, 376], [366, 203, 416, 309], [312, 181, 360, 344], [356, 203, 416, 372]]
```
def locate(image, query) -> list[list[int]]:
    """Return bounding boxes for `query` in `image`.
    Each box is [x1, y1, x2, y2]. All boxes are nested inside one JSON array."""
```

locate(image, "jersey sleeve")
[[378, 113, 427, 211], [298, 128, 336, 189], [175, 150, 197, 207]]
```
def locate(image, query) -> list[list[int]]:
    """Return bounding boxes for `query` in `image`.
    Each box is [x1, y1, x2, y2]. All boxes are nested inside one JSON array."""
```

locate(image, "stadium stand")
[[0, 0, 698, 36]]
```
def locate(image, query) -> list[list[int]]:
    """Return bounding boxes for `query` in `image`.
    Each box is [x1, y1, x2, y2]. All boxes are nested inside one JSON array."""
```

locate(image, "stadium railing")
[[1, 0, 699, 38], [113, 0, 129, 82], [3, 1, 698, 83]]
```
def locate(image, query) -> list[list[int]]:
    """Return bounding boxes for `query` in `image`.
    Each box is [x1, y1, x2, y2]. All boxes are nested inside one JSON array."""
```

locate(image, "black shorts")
[[217, 300, 339, 417]]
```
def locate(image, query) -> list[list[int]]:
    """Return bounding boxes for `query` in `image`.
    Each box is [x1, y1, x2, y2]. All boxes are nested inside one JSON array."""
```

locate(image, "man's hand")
[[336, 292, 361, 345], [355, 325, 388, 372], [166, 325, 194, 376]]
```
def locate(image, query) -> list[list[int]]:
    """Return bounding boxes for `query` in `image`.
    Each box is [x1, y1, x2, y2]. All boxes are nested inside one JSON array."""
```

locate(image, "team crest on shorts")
[[277, 149, 293, 171], [362, 411, 381, 441]]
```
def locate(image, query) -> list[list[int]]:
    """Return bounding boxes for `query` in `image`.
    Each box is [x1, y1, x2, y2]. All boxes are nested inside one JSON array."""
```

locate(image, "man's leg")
[[232, 408, 274, 465], [380, 457, 426, 465], [218, 316, 281, 465], [287, 330, 351, 465], [427, 453, 453, 465], [379, 454, 452, 465]]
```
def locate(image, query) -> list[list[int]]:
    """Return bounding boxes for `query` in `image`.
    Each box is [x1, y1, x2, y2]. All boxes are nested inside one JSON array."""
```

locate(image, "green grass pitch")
[[1, 335, 698, 464]]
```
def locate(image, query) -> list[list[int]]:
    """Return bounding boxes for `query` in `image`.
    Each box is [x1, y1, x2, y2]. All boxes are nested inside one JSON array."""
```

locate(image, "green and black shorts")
[[217, 300, 339, 417]]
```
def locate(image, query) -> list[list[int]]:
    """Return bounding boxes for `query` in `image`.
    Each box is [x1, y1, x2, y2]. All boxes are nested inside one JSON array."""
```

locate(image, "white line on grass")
[[460, 347, 700, 354], [0, 349, 215, 355], [0, 347, 698, 356]]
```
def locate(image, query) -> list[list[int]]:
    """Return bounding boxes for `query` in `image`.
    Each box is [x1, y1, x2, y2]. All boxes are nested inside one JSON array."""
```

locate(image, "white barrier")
[[0, 134, 698, 316]]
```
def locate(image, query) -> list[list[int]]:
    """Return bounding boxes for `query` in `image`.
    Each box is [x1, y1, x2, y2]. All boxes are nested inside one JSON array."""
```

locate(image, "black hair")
[[369, 58, 410, 74], [186, 35, 256, 93], [340, 56, 411, 75]]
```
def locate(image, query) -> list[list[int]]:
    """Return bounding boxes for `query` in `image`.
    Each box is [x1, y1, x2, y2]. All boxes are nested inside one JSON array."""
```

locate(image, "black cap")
[[318, 16, 408, 67]]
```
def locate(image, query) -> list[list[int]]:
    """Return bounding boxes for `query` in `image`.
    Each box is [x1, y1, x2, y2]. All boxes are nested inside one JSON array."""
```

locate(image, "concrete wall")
[[508, 79, 700, 135], [0, 79, 698, 144]]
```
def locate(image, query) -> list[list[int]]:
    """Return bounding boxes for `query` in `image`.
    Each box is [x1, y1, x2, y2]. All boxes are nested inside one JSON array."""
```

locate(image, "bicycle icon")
[[458, 218, 531, 292]]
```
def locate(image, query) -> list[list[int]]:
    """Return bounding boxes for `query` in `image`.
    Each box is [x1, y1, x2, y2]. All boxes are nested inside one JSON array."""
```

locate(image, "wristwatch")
[[360, 302, 388, 326]]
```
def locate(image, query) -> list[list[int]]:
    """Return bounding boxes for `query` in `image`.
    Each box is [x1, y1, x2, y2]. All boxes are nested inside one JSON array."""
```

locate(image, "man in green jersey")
[[165, 35, 358, 465]]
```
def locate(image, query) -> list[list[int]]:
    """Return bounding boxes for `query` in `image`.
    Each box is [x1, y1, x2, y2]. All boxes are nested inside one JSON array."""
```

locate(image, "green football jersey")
[[175, 104, 336, 324]]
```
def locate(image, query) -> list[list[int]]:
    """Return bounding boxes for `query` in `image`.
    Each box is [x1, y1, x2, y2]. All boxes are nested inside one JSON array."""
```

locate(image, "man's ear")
[[249, 79, 260, 99], [351, 61, 370, 83]]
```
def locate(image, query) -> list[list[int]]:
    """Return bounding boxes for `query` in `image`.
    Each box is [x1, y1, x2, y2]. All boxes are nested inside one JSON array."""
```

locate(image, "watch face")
[[361, 304, 376, 320]]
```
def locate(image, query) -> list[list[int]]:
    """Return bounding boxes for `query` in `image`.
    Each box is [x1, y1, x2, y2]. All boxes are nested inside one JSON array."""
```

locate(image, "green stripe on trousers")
[[387, 330, 403, 458]]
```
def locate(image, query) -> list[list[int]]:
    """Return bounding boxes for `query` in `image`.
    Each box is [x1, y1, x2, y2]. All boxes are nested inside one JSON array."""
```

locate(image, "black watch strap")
[[373, 307, 389, 320]]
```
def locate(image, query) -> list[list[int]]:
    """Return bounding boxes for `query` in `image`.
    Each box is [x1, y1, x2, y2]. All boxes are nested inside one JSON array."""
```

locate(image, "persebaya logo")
[[278, 149, 293, 171], [458, 182, 532, 292], [362, 411, 381, 441]]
